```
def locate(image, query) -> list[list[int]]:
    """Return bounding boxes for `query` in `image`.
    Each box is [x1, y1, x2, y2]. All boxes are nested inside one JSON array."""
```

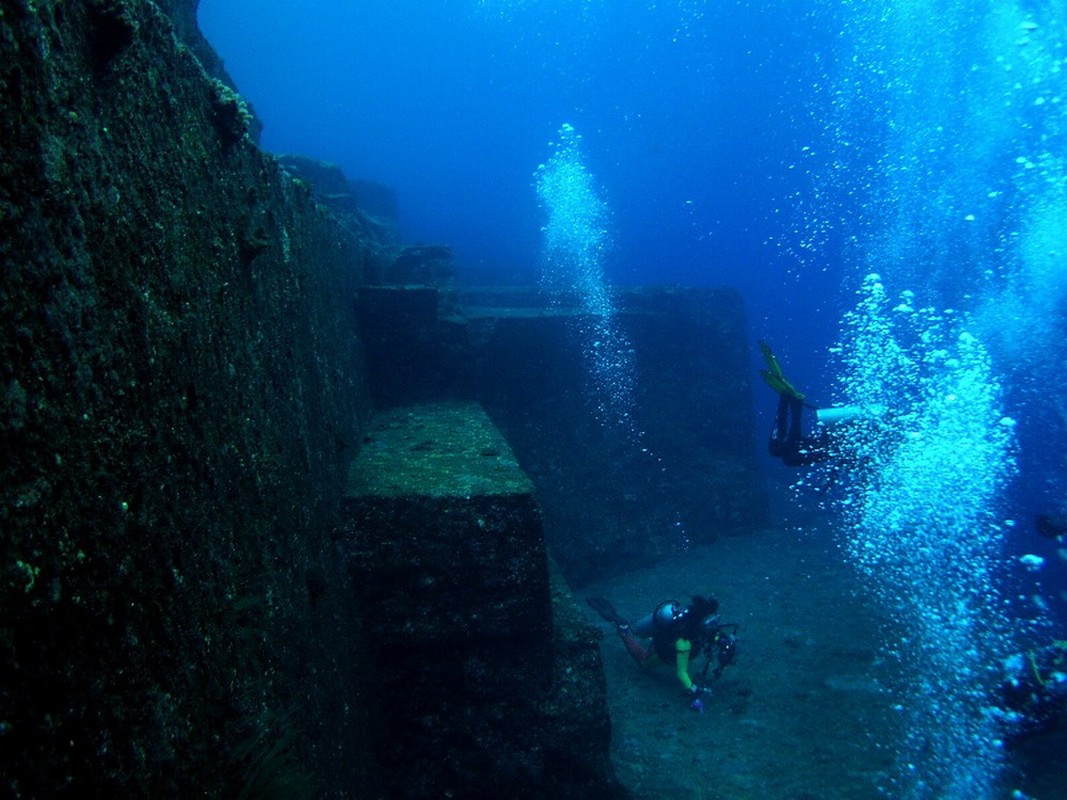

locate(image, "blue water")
[[199, 2, 1067, 796], [197, 0, 838, 345]]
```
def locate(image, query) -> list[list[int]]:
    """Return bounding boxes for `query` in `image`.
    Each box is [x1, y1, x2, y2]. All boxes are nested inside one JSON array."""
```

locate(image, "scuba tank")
[[632, 600, 687, 637]]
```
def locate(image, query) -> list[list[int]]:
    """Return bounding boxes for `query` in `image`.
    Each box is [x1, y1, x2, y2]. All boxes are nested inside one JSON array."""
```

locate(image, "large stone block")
[[343, 402, 550, 646], [354, 286, 767, 586], [340, 402, 625, 799]]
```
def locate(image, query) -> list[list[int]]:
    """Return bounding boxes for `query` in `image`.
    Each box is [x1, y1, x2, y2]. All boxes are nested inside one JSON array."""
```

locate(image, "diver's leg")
[[786, 396, 805, 444], [618, 627, 651, 664], [769, 395, 790, 457], [777, 395, 791, 438]]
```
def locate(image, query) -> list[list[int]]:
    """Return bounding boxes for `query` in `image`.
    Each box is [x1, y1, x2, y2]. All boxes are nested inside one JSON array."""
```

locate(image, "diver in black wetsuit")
[[1036, 513, 1067, 543], [759, 340, 830, 467], [587, 596, 739, 712], [758, 340, 885, 468]]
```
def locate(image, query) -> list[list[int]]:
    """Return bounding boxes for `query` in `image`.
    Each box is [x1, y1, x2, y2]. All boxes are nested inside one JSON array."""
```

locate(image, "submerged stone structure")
[[1, 1, 382, 795], [357, 286, 767, 585], [343, 403, 622, 798], [1, 1, 760, 796]]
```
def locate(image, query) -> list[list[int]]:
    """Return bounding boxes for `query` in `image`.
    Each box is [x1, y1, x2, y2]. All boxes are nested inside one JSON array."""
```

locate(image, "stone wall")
[[1, 1, 379, 795], [341, 403, 625, 799], [0, 2, 629, 797], [0, 0, 765, 795], [357, 286, 768, 585]]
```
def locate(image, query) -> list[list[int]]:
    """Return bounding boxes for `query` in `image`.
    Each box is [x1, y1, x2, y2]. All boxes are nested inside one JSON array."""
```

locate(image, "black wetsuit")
[[768, 394, 830, 467]]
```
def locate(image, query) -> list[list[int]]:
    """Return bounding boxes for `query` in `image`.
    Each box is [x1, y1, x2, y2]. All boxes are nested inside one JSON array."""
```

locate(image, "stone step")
[[341, 401, 549, 646], [338, 402, 624, 797]]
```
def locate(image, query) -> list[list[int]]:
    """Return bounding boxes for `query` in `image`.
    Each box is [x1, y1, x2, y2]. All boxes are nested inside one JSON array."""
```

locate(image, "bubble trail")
[[535, 123, 636, 432], [832, 274, 1018, 799]]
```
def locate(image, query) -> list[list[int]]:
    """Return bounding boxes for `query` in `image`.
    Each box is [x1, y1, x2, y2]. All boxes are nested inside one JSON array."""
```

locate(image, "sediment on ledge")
[[341, 402, 626, 799]]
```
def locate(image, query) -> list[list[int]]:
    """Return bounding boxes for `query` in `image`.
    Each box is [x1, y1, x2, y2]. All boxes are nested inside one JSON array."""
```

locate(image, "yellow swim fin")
[[758, 340, 805, 401]]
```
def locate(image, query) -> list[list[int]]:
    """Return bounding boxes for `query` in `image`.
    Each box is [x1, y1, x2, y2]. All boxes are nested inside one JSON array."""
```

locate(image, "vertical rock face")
[[0, 2, 627, 798], [0, 1, 378, 795], [358, 286, 768, 585], [341, 403, 626, 799]]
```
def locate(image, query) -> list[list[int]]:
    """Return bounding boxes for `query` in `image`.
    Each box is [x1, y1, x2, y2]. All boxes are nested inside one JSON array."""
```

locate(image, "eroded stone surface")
[[341, 402, 626, 798]]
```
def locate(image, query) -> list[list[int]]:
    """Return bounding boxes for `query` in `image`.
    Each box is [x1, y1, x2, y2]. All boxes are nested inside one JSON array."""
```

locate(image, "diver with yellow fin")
[[759, 339, 806, 403], [759, 340, 884, 467], [759, 340, 827, 466], [993, 640, 1067, 742]]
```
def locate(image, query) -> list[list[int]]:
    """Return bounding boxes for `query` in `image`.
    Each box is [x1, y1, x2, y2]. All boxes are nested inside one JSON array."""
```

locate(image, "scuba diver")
[[759, 340, 828, 466], [993, 640, 1067, 742], [587, 595, 739, 712], [758, 340, 884, 467]]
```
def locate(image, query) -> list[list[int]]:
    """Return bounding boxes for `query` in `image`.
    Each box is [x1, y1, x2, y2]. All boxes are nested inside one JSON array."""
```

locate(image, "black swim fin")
[[587, 596, 628, 627]]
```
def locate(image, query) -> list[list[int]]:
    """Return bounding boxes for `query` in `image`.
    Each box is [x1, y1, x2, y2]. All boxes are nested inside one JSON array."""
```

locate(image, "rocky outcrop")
[[357, 286, 767, 585], [342, 403, 625, 799], [1, 1, 378, 795], [276, 154, 400, 252], [0, 2, 627, 797], [157, 0, 263, 141]]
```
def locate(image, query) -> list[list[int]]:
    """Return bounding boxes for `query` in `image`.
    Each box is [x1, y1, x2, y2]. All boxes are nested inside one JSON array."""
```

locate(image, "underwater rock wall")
[[357, 285, 767, 585], [0, 1, 379, 795], [474, 287, 766, 585], [342, 403, 626, 799], [0, 1, 758, 795], [0, 3, 629, 797]]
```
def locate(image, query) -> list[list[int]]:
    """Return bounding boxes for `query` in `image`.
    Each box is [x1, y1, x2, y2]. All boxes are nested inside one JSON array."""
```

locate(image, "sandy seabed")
[[581, 503, 1067, 800]]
